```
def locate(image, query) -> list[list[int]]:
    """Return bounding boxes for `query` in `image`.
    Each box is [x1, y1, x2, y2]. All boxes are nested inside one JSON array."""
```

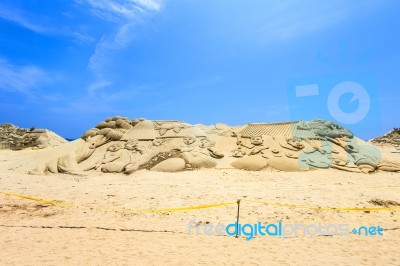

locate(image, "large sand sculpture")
[[371, 128, 400, 151], [27, 117, 400, 175], [0, 123, 67, 150]]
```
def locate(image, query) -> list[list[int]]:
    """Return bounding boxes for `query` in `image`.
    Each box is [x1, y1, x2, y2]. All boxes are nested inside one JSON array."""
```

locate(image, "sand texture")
[[7, 118, 398, 177], [1, 118, 399, 265], [1, 146, 400, 265]]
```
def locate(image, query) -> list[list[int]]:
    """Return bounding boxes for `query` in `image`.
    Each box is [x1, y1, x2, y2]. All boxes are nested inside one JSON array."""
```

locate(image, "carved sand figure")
[[255, 136, 303, 171], [231, 135, 271, 171], [231, 129, 296, 171], [199, 137, 224, 159], [289, 124, 359, 171], [123, 139, 152, 174], [296, 119, 354, 139], [30, 135, 109, 175], [230, 132, 246, 158], [0, 123, 66, 150], [295, 120, 400, 173], [176, 135, 218, 169], [154, 122, 188, 136], [231, 147, 246, 158], [248, 136, 269, 155], [86, 139, 146, 173], [152, 138, 165, 147], [88, 143, 126, 173], [129, 135, 190, 173], [371, 128, 400, 149], [27, 118, 399, 175], [278, 138, 305, 160], [328, 136, 400, 173], [231, 120, 367, 172], [282, 138, 305, 151], [299, 142, 335, 169], [231, 132, 264, 155], [182, 135, 197, 147], [125, 139, 146, 154]]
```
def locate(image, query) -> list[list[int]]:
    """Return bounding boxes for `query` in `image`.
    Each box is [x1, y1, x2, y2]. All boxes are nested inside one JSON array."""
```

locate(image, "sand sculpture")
[[29, 135, 109, 175], [0, 123, 67, 150], [371, 128, 400, 151], [28, 117, 400, 175]]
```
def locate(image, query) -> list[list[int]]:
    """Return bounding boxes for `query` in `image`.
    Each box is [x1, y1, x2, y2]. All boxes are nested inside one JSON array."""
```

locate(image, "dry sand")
[[0, 147, 399, 265]]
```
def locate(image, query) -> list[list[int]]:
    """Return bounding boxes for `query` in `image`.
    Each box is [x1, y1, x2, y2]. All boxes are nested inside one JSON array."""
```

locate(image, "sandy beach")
[[2, 0, 400, 265], [1, 147, 399, 265]]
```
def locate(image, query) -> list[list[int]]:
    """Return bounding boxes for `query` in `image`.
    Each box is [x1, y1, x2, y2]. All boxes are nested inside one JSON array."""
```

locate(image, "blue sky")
[[0, 0, 399, 140]]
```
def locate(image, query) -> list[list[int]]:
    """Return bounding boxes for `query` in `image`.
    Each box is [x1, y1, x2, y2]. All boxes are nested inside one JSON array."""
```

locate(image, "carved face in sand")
[[250, 136, 263, 146], [152, 139, 165, 147], [232, 148, 246, 158], [183, 135, 196, 145], [287, 138, 304, 150], [107, 144, 123, 152], [200, 137, 215, 148], [125, 139, 139, 150]]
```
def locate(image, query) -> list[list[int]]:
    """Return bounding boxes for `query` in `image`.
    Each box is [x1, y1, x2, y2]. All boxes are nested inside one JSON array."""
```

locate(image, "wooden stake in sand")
[[235, 199, 241, 238]]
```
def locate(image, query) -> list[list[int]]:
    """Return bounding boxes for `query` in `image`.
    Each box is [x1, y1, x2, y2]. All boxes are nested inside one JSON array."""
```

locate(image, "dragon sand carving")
[[29, 117, 400, 175]]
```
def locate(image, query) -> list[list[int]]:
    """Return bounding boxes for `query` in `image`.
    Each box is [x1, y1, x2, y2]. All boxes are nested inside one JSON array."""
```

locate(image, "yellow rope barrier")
[[1, 191, 399, 213], [0, 191, 74, 207], [0, 191, 236, 213], [241, 198, 400, 212]]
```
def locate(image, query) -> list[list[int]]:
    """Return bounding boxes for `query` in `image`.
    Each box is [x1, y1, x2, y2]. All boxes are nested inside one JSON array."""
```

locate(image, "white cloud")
[[88, 23, 136, 72], [136, 0, 162, 11], [87, 80, 113, 96], [0, 4, 48, 34], [260, 9, 345, 42], [258, 1, 381, 43], [78, 0, 164, 71], [0, 3, 94, 42], [76, 0, 163, 23], [0, 59, 52, 95], [78, 0, 165, 94]]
